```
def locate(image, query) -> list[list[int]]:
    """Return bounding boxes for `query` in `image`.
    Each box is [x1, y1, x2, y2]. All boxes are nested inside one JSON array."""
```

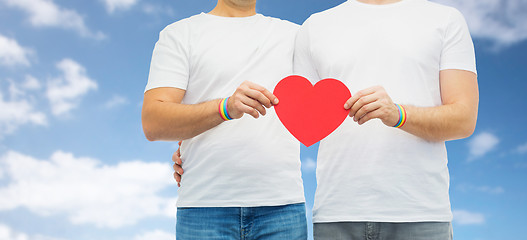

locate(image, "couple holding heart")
[[142, 0, 479, 239]]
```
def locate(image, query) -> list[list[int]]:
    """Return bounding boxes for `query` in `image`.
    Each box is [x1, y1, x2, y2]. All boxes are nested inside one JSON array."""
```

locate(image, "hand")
[[172, 141, 184, 187], [227, 81, 279, 119], [343, 85, 400, 126]]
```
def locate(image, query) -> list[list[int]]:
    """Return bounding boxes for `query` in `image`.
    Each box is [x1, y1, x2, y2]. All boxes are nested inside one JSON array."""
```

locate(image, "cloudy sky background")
[[0, 0, 526, 239]]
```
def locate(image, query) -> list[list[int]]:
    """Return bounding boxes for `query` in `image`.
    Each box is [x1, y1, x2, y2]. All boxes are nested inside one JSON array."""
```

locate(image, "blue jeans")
[[314, 222, 452, 240], [176, 203, 307, 240]]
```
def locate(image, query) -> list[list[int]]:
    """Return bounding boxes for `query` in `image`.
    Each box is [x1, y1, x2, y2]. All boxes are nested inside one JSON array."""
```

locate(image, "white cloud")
[[7, 79, 25, 99], [133, 230, 174, 240], [142, 3, 174, 16], [0, 224, 65, 240], [0, 34, 32, 67], [104, 95, 128, 109], [0, 36, 47, 137], [478, 186, 505, 194], [453, 210, 485, 225], [0, 86, 47, 137], [102, 0, 139, 13], [0, 150, 176, 228], [0, 224, 27, 240], [432, 0, 527, 47], [516, 142, 527, 154], [23, 75, 41, 90], [457, 184, 504, 195], [0, 0, 104, 40], [467, 132, 499, 161], [301, 157, 316, 173], [46, 59, 98, 116]]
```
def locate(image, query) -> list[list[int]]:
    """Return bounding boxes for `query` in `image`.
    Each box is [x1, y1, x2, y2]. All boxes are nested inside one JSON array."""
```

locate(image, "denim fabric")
[[176, 203, 307, 240], [314, 222, 452, 240]]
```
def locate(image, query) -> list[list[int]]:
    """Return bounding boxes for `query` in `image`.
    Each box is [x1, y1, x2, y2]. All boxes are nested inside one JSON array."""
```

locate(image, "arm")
[[142, 87, 222, 141], [344, 69, 479, 142], [141, 81, 279, 141], [402, 70, 478, 141]]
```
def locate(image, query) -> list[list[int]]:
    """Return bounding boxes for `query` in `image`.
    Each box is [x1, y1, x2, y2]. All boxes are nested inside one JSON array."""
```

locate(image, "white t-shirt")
[[294, 0, 476, 222], [146, 13, 305, 207]]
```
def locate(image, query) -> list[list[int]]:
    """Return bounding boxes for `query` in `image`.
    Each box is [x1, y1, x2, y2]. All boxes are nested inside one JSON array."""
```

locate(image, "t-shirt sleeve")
[[145, 24, 190, 93], [294, 18, 321, 84], [440, 9, 477, 74]]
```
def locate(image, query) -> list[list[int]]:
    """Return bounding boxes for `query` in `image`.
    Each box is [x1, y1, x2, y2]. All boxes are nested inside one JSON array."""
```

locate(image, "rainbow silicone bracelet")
[[219, 97, 233, 121], [393, 103, 407, 128]]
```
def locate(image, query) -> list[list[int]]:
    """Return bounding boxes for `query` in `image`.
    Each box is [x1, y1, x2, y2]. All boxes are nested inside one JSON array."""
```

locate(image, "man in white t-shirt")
[[142, 0, 307, 239], [294, 0, 478, 239]]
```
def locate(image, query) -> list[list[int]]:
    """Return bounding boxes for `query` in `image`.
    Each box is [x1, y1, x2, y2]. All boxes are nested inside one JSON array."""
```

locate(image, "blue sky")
[[0, 0, 526, 239]]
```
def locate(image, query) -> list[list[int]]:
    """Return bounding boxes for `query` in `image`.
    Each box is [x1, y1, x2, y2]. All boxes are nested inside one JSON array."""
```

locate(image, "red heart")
[[274, 75, 351, 147]]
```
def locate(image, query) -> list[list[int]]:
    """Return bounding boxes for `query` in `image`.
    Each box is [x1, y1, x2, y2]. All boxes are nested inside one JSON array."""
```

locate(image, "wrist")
[[393, 103, 407, 128], [218, 97, 233, 121]]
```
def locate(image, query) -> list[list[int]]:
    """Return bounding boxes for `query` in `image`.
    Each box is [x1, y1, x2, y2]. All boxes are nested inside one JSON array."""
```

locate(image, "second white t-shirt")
[[146, 13, 305, 207], [294, 0, 476, 222]]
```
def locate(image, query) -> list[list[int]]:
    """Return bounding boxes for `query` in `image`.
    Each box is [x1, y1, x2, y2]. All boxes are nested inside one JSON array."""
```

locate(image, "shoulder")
[[301, 2, 349, 28], [407, 0, 468, 31], [261, 15, 300, 31], [160, 13, 204, 35], [259, 15, 300, 40], [417, 1, 465, 19], [419, 0, 459, 12], [310, 2, 349, 20]]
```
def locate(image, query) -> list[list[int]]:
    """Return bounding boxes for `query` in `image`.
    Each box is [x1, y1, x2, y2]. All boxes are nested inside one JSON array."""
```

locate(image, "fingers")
[[234, 100, 260, 118], [244, 81, 279, 106], [357, 110, 383, 125], [172, 144, 184, 187], [355, 102, 382, 122], [172, 160, 183, 187], [344, 95, 360, 110], [344, 86, 379, 110], [172, 149, 183, 174], [241, 96, 267, 117], [172, 160, 184, 174], [172, 151, 179, 163], [173, 162, 184, 177], [176, 147, 181, 159], [257, 87, 279, 106], [172, 149, 182, 164], [230, 81, 277, 119], [351, 94, 380, 120], [173, 170, 181, 187], [344, 86, 399, 126]]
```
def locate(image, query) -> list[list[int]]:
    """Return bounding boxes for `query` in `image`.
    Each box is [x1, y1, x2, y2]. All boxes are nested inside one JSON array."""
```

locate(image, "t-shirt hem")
[[313, 215, 453, 223], [177, 197, 306, 208], [144, 83, 187, 93], [440, 64, 477, 75]]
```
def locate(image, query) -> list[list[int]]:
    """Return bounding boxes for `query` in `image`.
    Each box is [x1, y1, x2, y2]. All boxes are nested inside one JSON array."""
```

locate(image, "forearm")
[[400, 70, 479, 142], [142, 99, 224, 141], [400, 102, 477, 142], [142, 81, 278, 142], [345, 70, 478, 142]]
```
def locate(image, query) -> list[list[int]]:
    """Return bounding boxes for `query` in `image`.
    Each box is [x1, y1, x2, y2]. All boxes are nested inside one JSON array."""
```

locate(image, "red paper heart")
[[274, 75, 351, 147]]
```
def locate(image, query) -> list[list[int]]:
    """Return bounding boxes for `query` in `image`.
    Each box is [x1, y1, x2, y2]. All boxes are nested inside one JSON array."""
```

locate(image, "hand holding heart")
[[343, 85, 401, 127], [273, 76, 351, 146], [273, 76, 403, 146], [227, 81, 279, 119]]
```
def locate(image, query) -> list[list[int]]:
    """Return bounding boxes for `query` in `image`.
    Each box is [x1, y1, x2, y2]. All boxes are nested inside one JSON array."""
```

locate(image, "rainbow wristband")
[[219, 97, 233, 121], [393, 103, 407, 128]]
